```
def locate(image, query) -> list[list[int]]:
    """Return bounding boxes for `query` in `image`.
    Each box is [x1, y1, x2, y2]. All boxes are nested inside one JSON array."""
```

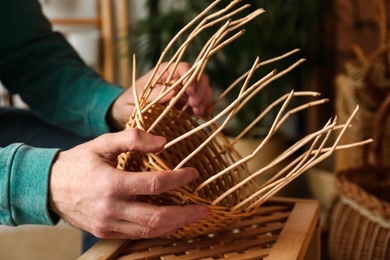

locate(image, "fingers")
[[90, 129, 166, 157], [84, 167, 208, 240], [188, 73, 213, 116], [123, 203, 209, 232], [173, 62, 213, 116], [156, 62, 213, 117], [113, 61, 213, 122], [96, 202, 209, 239], [113, 167, 199, 196]]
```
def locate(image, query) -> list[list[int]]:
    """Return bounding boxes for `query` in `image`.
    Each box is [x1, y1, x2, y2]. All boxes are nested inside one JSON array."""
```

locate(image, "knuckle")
[[140, 227, 157, 239], [97, 133, 113, 146], [126, 128, 143, 143], [91, 222, 110, 238], [105, 179, 119, 197], [148, 210, 167, 228], [93, 229, 110, 239], [149, 174, 165, 194], [101, 207, 114, 220], [95, 201, 116, 222]]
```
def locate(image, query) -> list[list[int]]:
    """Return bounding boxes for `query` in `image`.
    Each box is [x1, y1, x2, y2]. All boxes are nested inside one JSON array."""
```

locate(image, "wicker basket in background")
[[335, 0, 390, 172], [335, 62, 390, 171], [327, 93, 390, 260]]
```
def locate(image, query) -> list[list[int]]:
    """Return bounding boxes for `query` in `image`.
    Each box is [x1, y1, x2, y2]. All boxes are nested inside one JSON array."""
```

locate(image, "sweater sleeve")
[[0, 144, 60, 226], [0, 0, 124, 137]]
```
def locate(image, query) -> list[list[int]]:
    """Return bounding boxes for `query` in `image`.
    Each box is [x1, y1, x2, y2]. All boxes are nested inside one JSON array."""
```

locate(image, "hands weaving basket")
[[117, 0, 371, 238]]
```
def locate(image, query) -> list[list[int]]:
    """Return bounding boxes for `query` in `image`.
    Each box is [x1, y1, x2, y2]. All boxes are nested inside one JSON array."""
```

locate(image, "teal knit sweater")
[[0, 0, 124, 226]]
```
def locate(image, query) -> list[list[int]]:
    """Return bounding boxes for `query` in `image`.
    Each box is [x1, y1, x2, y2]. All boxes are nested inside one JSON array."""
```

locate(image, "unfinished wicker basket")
[[117, 0, 370, 238]]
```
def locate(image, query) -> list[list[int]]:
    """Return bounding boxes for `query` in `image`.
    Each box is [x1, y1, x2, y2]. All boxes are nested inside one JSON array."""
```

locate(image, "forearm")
[[0, 144, 60, 226]]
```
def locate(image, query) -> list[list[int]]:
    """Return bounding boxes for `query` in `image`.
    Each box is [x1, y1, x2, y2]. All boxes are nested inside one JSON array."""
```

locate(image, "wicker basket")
[[327, 94, 390, 260], [116, 0, 369, 239], [118, 104, 259, 238], [335, 0, 390, 172], [335, 65, 390, 171]]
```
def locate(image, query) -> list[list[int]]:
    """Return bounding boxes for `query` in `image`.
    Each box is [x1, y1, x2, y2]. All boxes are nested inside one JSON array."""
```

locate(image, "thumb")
[[94, 129, 166, 155]]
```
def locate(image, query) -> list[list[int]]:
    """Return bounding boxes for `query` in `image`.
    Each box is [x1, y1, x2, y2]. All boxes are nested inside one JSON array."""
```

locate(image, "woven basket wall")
[[327, 166, 390, 260], [328, 87, 390, 259], [117, 104, 260, 238], [335, 56, 390, 172]]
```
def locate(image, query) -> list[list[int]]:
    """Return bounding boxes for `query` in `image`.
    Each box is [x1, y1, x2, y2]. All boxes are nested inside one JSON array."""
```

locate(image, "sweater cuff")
[[9, 144, 60, 226], [87, 84, 124, 135]]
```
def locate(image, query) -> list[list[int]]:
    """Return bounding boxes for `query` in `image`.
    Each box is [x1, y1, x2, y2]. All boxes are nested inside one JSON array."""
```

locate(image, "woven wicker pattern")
[[117, 104, 259, 237], [337, 167, 390, 217], [335, 74, 390, 171], [116, 0, 369, 238], [328, 194, 390, 260]]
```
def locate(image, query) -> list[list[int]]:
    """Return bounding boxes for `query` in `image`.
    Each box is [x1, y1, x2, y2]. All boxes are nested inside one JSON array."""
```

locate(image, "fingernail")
[[184, 168, 199, 182], [153, 136, 166, 152]]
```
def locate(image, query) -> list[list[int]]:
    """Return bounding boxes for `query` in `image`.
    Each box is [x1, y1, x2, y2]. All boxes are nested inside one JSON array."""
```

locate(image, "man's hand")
[[108, 62, 213, 130], [49, 129, 209, 239]]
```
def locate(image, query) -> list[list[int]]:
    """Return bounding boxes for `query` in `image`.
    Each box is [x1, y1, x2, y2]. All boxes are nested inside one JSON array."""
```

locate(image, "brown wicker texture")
[[327, 196, 390, 260], [327, 88, 390, 259], [118, 104, 259, 237], [335, 0, 390, 172], [335, 68, 390, 172], [117, 0, 370, 239]]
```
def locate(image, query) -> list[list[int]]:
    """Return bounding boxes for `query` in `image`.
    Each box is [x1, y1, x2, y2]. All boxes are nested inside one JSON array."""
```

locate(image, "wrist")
[[106, 102, 123, 131], [48, 152, 63, 220], [106, 93, 134, 131]]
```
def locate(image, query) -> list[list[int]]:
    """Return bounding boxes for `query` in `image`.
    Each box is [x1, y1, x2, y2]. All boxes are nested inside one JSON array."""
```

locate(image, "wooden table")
[[79, 197, 320, 260]]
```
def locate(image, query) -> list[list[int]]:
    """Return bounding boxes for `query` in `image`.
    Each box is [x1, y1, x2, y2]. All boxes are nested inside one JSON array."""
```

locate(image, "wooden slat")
[[304, 226, 321, 260], [266, 200, 320, 260], [116, 0, 131, 87], [50, 18, 101, 26], [224, 247, 272, 259], [99, 0, 115, 83], [78, 239, 130, 260]]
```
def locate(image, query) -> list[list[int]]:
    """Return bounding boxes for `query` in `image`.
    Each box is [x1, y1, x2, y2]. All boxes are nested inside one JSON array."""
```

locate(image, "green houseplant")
[[127, 0, 329, 138]]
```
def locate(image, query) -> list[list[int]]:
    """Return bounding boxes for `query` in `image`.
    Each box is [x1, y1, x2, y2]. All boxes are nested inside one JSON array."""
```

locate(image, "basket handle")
[[369, 93, 390, 166]]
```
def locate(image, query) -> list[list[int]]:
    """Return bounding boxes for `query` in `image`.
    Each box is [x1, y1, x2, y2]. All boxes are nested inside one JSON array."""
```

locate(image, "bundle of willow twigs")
[[117, 0, 371, 238]]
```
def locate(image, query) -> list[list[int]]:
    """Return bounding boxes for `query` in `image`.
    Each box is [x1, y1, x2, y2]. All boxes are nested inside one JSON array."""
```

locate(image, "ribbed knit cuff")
[[9, 144, 60, 225]]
